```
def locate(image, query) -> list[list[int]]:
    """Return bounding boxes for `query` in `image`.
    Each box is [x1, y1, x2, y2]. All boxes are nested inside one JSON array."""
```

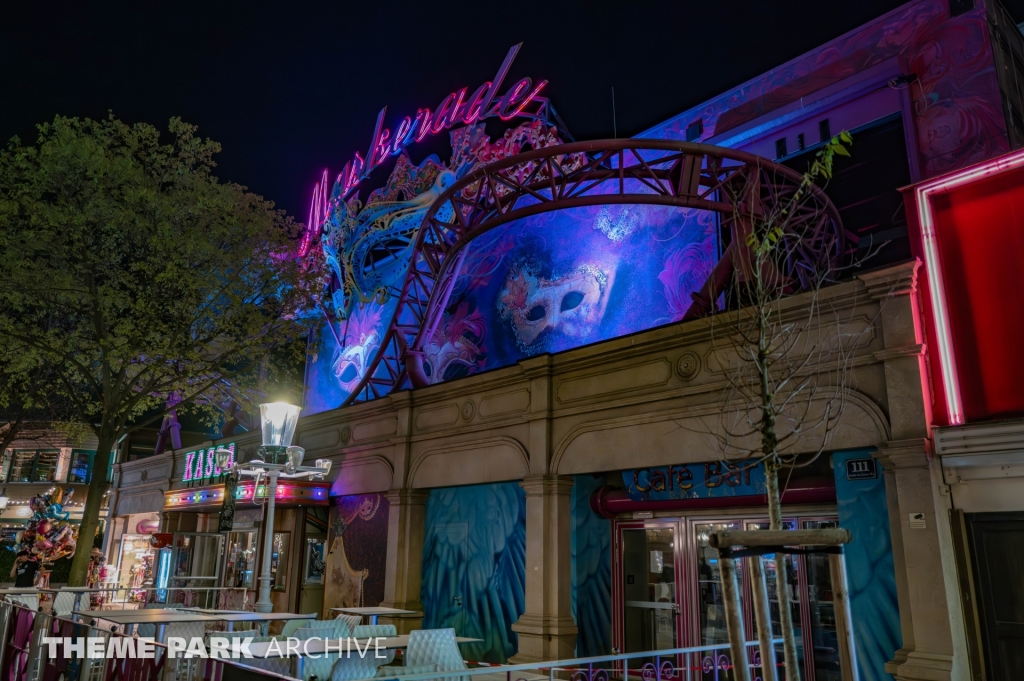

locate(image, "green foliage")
[[745, 131, 853, 258], [0, 114, 322, 582]]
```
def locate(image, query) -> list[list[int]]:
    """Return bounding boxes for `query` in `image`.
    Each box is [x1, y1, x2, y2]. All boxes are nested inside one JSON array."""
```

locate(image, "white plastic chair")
[[403, 629, 467, 681]]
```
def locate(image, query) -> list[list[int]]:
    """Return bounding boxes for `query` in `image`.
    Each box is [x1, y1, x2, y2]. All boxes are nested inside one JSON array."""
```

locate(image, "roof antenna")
[[612, 86, 618, 138]]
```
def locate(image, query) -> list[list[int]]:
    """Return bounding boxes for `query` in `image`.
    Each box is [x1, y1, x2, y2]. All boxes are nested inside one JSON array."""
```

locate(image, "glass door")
[[802, 520, 840, 681], [621, 526, 680, 665]]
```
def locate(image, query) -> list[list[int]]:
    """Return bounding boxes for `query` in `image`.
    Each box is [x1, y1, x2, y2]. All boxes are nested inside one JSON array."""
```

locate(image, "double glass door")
[[616, 515, 841, 681]]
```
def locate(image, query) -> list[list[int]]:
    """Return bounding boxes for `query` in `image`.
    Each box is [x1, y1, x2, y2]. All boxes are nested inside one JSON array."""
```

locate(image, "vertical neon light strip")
[[914, 147, 1024, 425]]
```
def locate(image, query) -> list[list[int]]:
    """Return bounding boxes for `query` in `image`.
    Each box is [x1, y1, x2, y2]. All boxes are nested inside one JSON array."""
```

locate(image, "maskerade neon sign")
[[336, 43, 548, 199]]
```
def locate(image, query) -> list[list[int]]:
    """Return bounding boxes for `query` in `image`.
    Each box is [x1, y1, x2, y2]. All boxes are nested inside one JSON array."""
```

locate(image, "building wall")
[[640, 0, 1009, 180]]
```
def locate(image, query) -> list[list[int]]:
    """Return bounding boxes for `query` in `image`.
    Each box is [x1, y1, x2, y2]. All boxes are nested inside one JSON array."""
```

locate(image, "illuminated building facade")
[[109, 1, 1024, 678]]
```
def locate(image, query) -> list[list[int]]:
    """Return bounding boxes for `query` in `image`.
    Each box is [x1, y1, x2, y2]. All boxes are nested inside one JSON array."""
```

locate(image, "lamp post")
[[214, 402, 332, 614]]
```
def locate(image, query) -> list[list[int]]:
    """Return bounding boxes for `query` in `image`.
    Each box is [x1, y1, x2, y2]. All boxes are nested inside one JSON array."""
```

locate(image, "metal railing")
[[206, 638, 784, 681], [0, 598, 169, 681], [10, 586, 253, 617], [357, 639, 784, 681]]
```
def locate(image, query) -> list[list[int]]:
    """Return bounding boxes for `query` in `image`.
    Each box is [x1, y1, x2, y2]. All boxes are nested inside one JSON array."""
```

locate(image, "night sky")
[[5, 1, 1016, 220]]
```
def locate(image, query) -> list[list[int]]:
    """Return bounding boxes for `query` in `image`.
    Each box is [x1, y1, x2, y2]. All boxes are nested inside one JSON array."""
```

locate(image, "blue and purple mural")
[[420, 205, 715, 384], [306, 200, 716, 411], [420, 482, 526, 663], [571, 474, 612, 658], [832, 450, 901, 681]]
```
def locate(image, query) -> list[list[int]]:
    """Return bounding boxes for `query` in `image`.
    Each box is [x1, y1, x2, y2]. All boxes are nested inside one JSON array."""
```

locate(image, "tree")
[[696, 133, 876, 681], [0, 115, 319, 584]]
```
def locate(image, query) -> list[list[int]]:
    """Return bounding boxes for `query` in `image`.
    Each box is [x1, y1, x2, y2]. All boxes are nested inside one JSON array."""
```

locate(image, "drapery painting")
[[324, 493, 389, 613]]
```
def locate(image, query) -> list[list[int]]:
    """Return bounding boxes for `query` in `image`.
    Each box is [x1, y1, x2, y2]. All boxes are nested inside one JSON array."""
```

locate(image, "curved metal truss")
[[342, 139, 848, 406]]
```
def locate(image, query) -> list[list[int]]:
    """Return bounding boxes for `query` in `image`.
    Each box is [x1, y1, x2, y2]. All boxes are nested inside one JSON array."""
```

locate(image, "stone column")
[[510, 475, 577, 662], [875, 441, 969, 681], [379, 488, 429, 634], [856, 261, 970, 681]]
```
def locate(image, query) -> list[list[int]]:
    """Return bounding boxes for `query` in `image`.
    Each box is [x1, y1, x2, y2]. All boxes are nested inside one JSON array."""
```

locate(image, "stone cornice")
[[855, 259, 921, 300], [519, 474, 575, 496], [874, 438, 932, 468]]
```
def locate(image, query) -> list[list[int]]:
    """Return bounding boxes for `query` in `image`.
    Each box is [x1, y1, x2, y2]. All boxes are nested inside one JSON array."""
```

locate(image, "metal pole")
[[718, 554, 752, 681], [828, 551, 859, 681], [255, 470, 279, 614], [747, 556, 778, 681]]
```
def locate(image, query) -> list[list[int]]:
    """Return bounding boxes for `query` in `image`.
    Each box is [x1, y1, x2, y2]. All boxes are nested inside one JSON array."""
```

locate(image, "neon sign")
[[182, 442, 235, 484], [333, 43, 548, 201], [164, 480, 329, 509]]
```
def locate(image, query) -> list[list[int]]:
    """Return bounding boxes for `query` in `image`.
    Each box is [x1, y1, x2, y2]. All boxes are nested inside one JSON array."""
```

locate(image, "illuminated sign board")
[[164, 480, 329, 510], [182, 442, 235, 484], [334, 43, 548, 199]]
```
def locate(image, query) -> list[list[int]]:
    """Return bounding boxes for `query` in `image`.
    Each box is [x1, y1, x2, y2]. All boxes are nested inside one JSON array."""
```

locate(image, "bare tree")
[[691, 132, 879, 681]]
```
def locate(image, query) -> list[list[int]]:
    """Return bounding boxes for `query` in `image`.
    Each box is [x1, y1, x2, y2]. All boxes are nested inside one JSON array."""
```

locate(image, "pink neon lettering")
[[392, 117, 413, 154], [413, 108, 433, 143], [320, 43, 546, 202], [461, 81, 492, 124], [501, 80, 547, 120]]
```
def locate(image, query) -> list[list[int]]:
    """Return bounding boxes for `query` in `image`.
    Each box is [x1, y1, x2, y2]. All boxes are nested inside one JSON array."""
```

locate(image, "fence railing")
[[2, 587, 253, 617], [0, 598, 169, 681], [0, 591, 786, 681]]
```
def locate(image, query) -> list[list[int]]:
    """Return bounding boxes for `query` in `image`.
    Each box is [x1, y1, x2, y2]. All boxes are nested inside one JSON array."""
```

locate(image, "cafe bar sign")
[[182, 442, 236, 485], [624, 461, 768, 501]]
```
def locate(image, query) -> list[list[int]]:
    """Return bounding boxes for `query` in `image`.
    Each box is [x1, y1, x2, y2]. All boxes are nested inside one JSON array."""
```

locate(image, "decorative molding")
[[556, 359, 672, 403], [872, 344, 926, 362], [460, 400, 476, 422], [332, 455, 394, 495], [934, 418, 1024, 456], [409, 436, 529, 489], [676, 352, 701, 380], [874, 438, 932, 469], [414, 405, 459, 431], [855, 259, 921, 300], [478, 389, 531, 418], [519, 475, 574, 497]]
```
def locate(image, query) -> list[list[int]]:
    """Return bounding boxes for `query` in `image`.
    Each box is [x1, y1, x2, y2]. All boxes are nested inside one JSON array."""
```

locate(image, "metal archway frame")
[[342, 139, 846, 405]]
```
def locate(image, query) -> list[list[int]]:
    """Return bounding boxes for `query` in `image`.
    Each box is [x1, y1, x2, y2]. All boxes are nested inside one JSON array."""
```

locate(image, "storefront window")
[[695, 521, 743, 648], [68, 450, 95, 483], [224, 532, 257, 590], [8, 450, 59, 483], [117, 534, 156, 602]]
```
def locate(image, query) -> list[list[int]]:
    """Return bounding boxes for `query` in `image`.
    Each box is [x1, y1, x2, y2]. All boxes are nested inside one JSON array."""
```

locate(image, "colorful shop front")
[[109, 441, 330, 613]]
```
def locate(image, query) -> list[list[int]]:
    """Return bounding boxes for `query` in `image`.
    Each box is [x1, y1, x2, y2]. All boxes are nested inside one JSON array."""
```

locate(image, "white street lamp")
[[234, 401, 329, 614]]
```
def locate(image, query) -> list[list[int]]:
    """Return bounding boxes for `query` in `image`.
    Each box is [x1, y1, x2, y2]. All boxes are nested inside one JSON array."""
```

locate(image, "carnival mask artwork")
[[331, 306, 383, 393], [499, 263, 613, 349], [422, 302, 487, 384]]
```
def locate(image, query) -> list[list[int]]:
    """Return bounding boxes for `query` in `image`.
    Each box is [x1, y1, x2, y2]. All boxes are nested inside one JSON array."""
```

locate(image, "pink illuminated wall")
[[907, 150, 1024, 425], [641, 0, 1009, 180]]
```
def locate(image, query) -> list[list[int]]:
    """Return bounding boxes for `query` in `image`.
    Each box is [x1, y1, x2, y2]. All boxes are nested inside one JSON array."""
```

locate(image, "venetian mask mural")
[[499, 262, 613, 351]]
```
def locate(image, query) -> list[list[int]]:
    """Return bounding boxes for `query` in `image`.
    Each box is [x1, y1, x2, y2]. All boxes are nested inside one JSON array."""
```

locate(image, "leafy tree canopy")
[[0, 114, 320, 583]]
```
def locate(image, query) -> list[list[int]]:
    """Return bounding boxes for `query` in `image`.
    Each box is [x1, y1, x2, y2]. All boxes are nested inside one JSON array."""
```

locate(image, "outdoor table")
[[329, 606, 419, 625], [245, 635, 483, 678], [73, 607, 222, 638], [183, 608, 316, 633]]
